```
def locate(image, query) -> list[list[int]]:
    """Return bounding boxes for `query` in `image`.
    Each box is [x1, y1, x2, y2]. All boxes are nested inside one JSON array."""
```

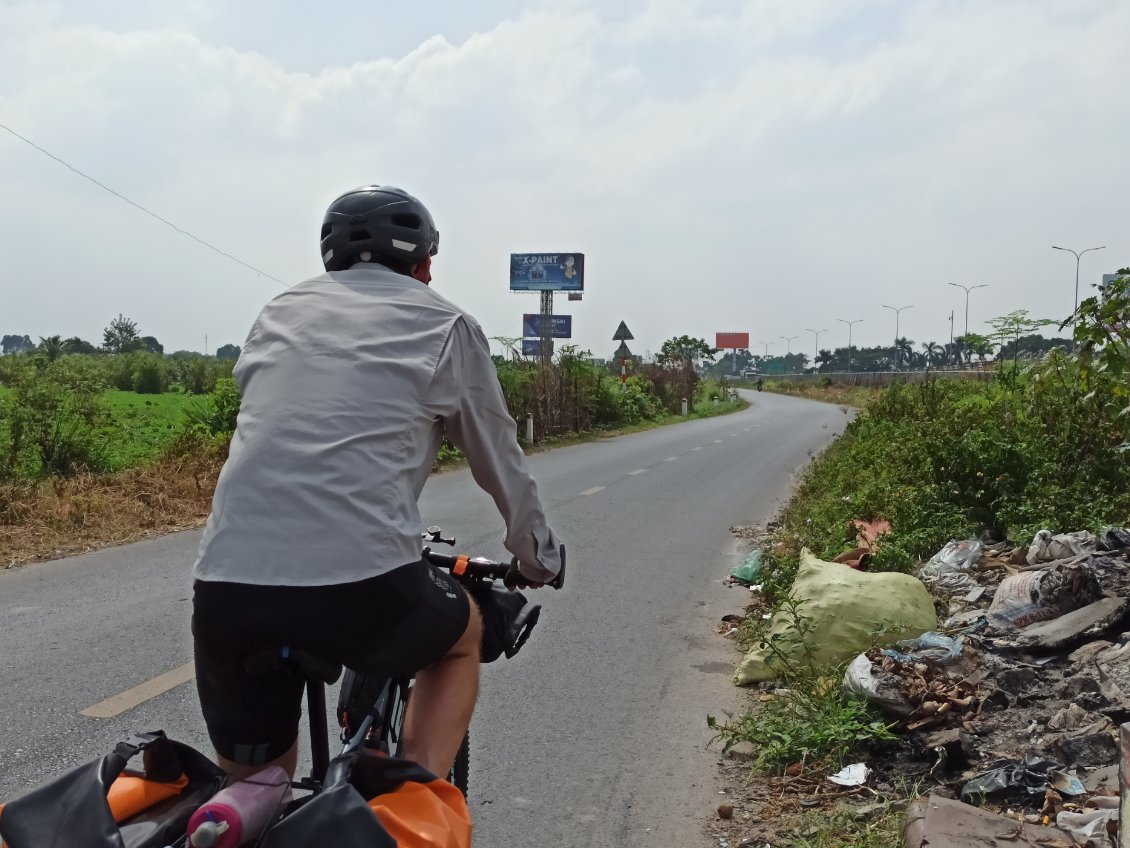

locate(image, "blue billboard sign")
[[522, 314, 572, 339], [521, 339, 553, 357], [510, 253, 585, 292]]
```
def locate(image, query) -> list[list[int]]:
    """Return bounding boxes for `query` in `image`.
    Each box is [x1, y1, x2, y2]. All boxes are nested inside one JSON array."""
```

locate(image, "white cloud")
[[1, 0, 1127, 357]]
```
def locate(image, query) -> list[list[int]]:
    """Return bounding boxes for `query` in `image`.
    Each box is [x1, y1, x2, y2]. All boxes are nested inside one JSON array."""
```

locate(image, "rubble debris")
[[1052, 732, 1119, 769], [905, 794, 1076, 848], [923, 728, 975, 767], [1010, 597, 1130, 652]]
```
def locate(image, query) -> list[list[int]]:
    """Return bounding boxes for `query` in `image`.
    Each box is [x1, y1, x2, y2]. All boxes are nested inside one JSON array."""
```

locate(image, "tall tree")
[[2, 334, 34, 355], [656, 335, 718, 367], [141, 335, 164, 354], [103, 314, 142, 354], [215, 343, 241, 361]]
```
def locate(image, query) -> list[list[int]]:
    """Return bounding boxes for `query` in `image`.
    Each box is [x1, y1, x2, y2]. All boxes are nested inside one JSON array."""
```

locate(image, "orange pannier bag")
[[261, 750, 471, 848]]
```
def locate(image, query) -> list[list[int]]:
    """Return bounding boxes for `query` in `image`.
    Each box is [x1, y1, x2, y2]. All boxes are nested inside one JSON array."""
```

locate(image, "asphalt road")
[[0, 389, 850, 846]]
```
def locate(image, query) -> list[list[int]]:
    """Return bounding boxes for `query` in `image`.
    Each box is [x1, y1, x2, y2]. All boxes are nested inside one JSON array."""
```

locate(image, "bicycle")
[[251, 526, 560, 797], [0, 528, 558, 848]]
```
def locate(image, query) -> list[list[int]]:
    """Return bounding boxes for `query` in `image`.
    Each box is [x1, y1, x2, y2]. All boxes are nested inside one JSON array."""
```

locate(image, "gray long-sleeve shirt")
[[192, 264, 563, 586]]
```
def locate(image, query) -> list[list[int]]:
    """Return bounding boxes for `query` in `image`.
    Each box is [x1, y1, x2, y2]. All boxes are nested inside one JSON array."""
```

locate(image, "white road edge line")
[[664, 456, 678, 462], [628, 469, 647, 476], [691, 446, 703, 451], [81, 661, 197, 719], [580, 486, 606, 496]]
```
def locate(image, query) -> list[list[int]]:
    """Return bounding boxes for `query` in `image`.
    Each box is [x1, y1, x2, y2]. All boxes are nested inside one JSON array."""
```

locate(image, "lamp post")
[[1052, 245, 1105, 352], [947, 283, 987, 337], [882, 304, 912, 369], [805, 328, 827, 372], [837, 318, 863, 373], [780, 335, 797, 373]]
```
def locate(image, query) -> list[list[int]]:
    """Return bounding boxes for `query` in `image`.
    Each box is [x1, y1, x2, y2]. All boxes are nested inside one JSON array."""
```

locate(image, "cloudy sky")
[[2, 0, 1127, 360]]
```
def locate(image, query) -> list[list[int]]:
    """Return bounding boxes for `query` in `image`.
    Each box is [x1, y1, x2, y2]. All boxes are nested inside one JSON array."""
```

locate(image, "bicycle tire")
[[451, 732, 470, 797]]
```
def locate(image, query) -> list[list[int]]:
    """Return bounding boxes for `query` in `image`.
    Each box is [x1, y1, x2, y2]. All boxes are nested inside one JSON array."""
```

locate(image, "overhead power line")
[[0, 122, 285, 285]]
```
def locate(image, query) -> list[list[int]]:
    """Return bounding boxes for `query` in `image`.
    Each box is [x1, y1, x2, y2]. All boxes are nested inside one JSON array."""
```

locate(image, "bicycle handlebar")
[[421, 526, 565, 590]]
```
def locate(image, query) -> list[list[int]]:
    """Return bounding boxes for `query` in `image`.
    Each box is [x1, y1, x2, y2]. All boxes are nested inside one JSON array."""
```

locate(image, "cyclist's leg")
[[192, 580, 308, 779], [402, 592, 482, 778]]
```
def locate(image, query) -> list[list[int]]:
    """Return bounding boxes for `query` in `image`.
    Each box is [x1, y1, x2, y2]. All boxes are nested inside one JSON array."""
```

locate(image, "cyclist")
[[190, 185, 565, 782]]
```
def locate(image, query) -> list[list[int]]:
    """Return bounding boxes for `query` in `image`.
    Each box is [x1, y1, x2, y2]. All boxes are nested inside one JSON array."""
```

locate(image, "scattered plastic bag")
[[734, 549, 937, 685], [1026, 529, 1098, 565], [987, 560, 1103, 631], [1056, 800, 1118, 843], [929, 571, 979, 596], [881, 632, 964, 665], [842, 653, 912, 716], [827, 763, 870, 786], [1098, 527, 1130, 552], [729, 550, 763, 585], [960, 754, 1075, 802], [919, 539, 982, 582]]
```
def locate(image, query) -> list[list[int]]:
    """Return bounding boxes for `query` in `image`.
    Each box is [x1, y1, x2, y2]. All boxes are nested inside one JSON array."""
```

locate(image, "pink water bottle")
[[186, 766, 292, 848]]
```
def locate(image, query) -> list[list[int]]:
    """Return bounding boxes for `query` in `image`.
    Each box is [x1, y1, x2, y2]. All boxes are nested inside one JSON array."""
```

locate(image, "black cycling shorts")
[[192, 560, 470, 765]]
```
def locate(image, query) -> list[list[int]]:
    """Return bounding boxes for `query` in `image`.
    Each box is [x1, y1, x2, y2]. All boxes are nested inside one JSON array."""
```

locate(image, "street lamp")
[[837, 318, 863, 372], [1053, 245, 1106, 351], [780, 335, 798, 374], [947, 283, 987, 337], [882, 304, 913, 369], [805, 328, 827, 370], [755, 340, 775, 358]]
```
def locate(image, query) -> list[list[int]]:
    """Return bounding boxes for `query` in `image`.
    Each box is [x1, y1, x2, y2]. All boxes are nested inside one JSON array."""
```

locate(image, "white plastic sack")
[[735, 549, 937, 685], [842, 653, 912, 716], [1026, 529, 1098, 565]]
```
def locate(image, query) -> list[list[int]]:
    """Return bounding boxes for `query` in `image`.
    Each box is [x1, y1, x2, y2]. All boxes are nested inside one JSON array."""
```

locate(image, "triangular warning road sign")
[[612, 321, 634, 341]]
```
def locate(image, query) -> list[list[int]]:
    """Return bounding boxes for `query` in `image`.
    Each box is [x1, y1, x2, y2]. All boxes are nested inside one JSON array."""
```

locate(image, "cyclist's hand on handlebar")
[[504, 557, 545, 591]]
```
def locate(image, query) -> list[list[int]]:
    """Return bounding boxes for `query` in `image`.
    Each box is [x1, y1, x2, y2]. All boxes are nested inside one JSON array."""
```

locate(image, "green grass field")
[[102, 390, 197, 470]]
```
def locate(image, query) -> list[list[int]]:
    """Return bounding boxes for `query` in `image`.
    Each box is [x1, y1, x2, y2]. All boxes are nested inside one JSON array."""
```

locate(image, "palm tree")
[[894, 337, 914, 370], [37, 335, 64, 362], [815, 349, 834, 372], [922, 341, 943, 368]]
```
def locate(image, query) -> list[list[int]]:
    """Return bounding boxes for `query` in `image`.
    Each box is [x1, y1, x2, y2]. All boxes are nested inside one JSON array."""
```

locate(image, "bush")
[[184, 378, 241, 436], [131, 354, 168, 394], [0, 356, 112, 479]]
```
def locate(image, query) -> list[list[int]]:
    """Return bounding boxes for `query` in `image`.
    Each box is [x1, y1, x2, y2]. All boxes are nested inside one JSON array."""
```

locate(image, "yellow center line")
[[80, 661, 196, 719]]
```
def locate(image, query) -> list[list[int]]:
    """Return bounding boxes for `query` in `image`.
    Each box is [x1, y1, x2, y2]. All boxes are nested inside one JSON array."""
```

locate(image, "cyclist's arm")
[[434, 317, 564, 584]]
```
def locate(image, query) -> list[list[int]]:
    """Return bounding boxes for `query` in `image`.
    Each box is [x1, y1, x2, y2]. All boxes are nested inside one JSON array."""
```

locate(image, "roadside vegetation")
[[712, 280, 1130, 847], [0, 321, 741, 566]]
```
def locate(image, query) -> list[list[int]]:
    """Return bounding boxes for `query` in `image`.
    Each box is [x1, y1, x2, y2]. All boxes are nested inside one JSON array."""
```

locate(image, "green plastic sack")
[[734, 548, 937, 685], [730, 550, 763, 584]]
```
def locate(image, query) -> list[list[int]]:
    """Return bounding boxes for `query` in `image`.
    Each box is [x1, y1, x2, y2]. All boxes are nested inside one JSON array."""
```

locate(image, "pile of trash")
[[872, 528, 1130, 846], [729, 524, 1130, 846]]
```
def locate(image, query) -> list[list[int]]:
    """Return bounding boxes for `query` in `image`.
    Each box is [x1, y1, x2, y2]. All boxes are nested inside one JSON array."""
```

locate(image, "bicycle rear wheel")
[[451, 732, 470, 797]]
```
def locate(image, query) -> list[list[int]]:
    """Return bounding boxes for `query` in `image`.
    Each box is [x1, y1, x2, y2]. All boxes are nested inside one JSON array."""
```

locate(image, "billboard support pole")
[[539, 290, 553, 366]]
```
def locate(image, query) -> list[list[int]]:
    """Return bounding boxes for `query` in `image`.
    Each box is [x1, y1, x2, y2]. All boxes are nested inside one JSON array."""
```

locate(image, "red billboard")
[[715, 332, 750, 349]]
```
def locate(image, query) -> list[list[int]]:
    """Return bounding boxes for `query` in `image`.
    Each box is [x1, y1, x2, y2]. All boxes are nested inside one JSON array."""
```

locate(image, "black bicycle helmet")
[[320, 185, 439, 273]]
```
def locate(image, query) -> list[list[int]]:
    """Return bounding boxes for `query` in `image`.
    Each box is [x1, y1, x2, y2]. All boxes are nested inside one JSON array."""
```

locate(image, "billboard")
[[522, 314, 572, 338], [521, 339, 553, 357], [716, 332, 750, 349], [510, 253, 585, 292]]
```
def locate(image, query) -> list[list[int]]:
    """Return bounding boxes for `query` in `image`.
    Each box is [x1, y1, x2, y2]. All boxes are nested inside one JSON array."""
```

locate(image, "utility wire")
[[0, 122, 285, 285]]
